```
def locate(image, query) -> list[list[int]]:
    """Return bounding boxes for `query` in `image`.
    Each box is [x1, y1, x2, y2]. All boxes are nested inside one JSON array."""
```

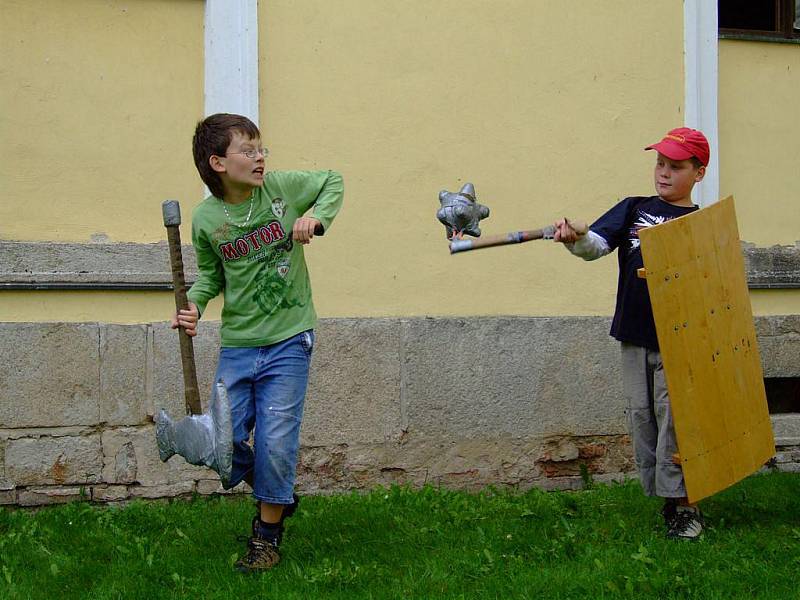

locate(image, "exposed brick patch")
[[537, 435, 632, 479]]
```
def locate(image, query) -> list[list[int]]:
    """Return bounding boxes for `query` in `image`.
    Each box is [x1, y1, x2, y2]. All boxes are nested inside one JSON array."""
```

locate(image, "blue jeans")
[[215, 330, 314, 504]]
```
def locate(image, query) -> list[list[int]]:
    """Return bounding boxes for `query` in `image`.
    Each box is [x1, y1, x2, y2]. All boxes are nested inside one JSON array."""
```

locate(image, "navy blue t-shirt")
[[591, 196, 698, 351]]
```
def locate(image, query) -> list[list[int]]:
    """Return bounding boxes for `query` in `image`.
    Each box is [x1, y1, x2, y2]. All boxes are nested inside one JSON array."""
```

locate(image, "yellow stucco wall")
[[0, 290, 193, 323], [717, 39, 800, 317], [2, 3, 794, 323], [0, 0, 205, 322], [719, 40, 800, 247], [261, 0, 684, 318], [0, 0, 204, 243]]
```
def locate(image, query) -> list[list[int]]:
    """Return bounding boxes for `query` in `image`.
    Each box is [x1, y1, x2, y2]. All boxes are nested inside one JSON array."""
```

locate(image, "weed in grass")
[[579, 462, 594, 489]]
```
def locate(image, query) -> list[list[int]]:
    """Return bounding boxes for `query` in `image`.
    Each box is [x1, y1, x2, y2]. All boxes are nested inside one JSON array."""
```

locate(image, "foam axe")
[[154, 200, 233, 487]]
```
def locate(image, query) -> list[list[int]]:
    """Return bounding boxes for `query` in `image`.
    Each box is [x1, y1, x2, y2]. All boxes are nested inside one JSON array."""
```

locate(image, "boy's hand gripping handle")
[[162, 200, 202, 415]]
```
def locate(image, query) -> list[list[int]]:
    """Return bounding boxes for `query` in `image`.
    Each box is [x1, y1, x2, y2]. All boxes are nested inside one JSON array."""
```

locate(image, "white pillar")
[[204, 0, 259, 124], [684, 0, 719, 206]]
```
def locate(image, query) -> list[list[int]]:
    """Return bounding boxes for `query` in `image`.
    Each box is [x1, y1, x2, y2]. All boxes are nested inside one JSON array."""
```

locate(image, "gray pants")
[[621, 342, 686, 498]]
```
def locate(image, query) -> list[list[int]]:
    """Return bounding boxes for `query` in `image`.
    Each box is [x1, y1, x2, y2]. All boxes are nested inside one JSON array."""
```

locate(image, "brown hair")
[[192, 113, 261, 199]]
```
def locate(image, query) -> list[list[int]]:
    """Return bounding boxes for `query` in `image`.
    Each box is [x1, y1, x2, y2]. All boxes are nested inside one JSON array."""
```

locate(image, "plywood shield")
[[638, 196, 774, 503]]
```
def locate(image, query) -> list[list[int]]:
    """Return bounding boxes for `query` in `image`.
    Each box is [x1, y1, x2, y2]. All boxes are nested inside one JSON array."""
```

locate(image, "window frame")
[[718, 0, 800, 43]]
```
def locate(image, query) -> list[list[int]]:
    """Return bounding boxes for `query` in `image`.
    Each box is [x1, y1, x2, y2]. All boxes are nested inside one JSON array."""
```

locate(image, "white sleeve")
[[565, 230, 611, 261]]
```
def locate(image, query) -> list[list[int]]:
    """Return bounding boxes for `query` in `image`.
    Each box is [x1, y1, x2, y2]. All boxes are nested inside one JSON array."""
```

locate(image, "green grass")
[[1, 472, 799, 599]]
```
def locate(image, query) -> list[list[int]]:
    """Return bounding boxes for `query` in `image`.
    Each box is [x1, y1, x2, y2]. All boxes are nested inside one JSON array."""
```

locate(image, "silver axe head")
[[155, 200, 235, 489], [155, 379, 234, 488]]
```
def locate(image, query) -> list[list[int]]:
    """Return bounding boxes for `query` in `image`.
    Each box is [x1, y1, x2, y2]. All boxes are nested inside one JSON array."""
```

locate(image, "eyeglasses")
[[226, 147, 269, 159]]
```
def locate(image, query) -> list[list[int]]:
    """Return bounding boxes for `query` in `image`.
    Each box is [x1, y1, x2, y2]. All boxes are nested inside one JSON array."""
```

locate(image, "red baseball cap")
[[645, 127, 709, 166]]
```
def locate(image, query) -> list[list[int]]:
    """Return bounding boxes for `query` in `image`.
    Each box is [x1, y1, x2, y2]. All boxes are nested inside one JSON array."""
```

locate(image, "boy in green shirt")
[[172, 113, 343, 571]]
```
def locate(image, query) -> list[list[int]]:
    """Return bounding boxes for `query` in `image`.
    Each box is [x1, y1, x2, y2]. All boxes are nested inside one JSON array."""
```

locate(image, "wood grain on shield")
[[638, 196, 774, 503]]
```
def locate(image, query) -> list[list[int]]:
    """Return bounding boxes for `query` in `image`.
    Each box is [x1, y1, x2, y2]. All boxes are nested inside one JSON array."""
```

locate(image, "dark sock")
[[256, 520, 283, 545]]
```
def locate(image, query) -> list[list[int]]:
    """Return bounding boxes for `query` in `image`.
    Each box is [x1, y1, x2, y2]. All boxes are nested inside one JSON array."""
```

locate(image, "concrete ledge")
[[2, 240, 798, 289], [0, 241, 196, 289], [744, 242, 800, 289]]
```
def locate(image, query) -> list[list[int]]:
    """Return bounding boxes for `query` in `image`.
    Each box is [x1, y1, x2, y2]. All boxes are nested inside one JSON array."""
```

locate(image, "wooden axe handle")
[[162, 200, 202, 415]]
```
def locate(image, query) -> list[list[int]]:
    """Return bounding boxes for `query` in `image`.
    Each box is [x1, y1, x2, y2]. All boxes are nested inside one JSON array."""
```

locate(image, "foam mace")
[[436, 183, 490, 240], [154, 200, 233, 487], [437, 182, 587, 254]]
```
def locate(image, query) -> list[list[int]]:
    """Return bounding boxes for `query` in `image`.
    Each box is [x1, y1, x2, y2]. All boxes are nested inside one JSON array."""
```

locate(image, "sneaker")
[[235, 518, 282, 573], [661, 499, 678, 531], [661, 498, 678, 531], [666, 506, 704, 540], [234, 535, 281, 573]]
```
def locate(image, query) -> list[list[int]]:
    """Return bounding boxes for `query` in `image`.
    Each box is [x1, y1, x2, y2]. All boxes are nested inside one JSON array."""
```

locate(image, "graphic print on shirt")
[[627, 210, 672, 253], [271, 197, 286, 219], [215, 220, 287, 262], [212, 219, 307, 317]]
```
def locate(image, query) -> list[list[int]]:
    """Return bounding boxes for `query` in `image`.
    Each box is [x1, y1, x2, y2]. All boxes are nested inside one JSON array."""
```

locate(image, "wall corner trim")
[[204, 0, 259, 124], [684, 0, 720, 208]]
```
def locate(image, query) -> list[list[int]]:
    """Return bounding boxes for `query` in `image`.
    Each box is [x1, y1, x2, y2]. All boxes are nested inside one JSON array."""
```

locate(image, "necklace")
[[221, 194, 254, 229]]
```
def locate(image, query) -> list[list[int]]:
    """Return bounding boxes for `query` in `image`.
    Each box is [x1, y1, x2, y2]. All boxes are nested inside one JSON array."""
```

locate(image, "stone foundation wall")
[[1, 315, 798, 506]]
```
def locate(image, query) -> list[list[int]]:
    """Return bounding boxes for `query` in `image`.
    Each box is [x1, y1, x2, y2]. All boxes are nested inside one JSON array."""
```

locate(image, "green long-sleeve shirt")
[[187, 170, 343, 347]]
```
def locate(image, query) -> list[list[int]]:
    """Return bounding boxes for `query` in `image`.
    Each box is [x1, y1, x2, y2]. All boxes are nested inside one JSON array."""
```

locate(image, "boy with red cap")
[[554, 127, 709, 540]]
